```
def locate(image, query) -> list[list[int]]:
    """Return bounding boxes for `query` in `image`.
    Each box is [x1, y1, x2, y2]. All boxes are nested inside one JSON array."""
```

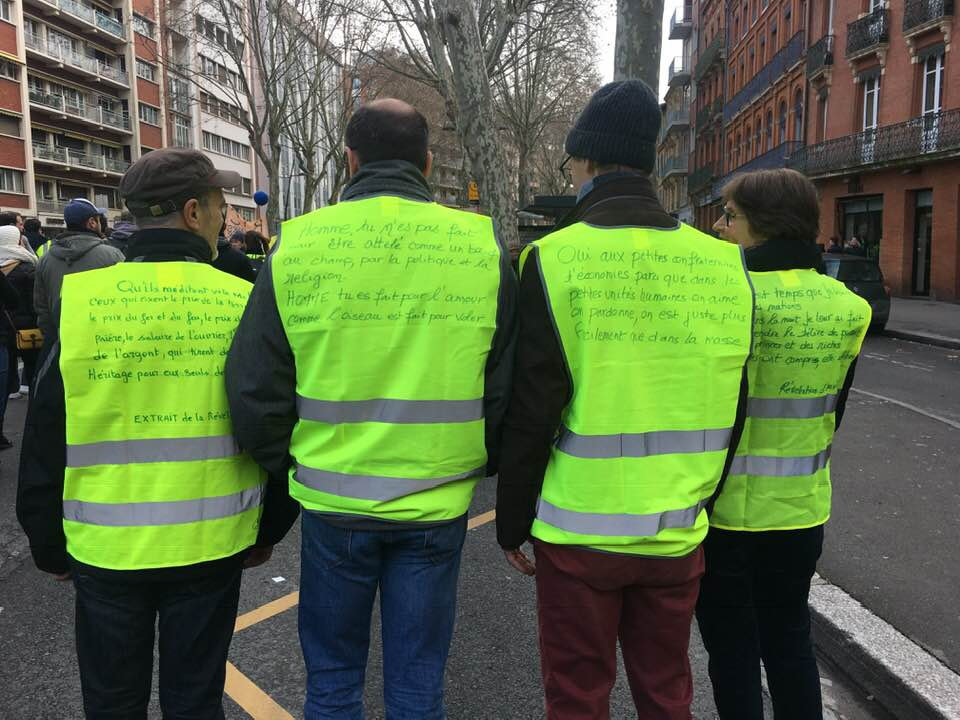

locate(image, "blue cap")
[[64, 198, 106, 227]]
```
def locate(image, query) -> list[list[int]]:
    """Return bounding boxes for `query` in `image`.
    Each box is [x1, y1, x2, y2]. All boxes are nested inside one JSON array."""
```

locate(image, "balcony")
[[724, 31, 805, 122], [662, 155, 689, 178], [669, 6, 692, 40], [668, 56, 691, 87], [696, 97, 723, 130], [37, 198, 70, 214], [664, 108, 691, 134], [24, 0, 126, 42], [688, 162, 717, 195], [728, 141, 804, 177], [695, 35, 725, 82], [807, 34, 835, 79], [25, 32, 128, 88], [788, 109, 960, 178], [29, 90, 132, 133], [846, 7, 889, 59], [904, 0, 954, 34], [33, 144, 131, 175]]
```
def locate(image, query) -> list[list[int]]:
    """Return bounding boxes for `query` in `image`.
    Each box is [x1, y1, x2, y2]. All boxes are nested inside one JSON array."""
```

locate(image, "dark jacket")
[[212, 238, 257, 283], [0, 270, 19, 346], [225, 160, 518, 528], [16, 228, 299, 579], [744, 238, 858, 429], [24, 230, 46, 253], [34, 230, 125, 343], [105, 220, 137, 254], [4, 261, 38, 330], [495, 174, 751, 550]]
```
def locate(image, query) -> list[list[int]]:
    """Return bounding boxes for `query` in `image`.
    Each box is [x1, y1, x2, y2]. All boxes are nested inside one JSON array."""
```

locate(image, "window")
[[778, 101, 787, 143], [200, 92, 247, 125], [0, 168, 25, 194], [784, 5, 792, 35], [132, 13, 155, 38], [242, 177, 252, 195], [237, 206, 255, 221], [35, 180, 53, 200], [765, 110, 773, 150], [745, 125, 752, 158], [136, 59, 157, 82], [202, 130, 249, 160], [0, 0, 11, 22], [863, 76, 880, 130], [922, 52, 944, 115], [199, 56, 242, 89], [93, 186, 120, 209], [138, 102, 160, 125], [173, 115, 192, 147], [0, 113, 20, 136], [754, 123, 762, 155], [0, 59, 17, 80], [795, 90, 804, 140]]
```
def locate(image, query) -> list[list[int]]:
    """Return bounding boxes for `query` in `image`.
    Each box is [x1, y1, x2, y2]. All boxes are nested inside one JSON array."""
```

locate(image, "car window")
[[824, 260, 840, 279], [837, 261, 882, 283]]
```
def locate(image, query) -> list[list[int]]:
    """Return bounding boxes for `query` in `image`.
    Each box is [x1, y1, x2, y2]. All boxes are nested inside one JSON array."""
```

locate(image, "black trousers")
[[696, 525, 824, 720], [72, 565, 242, 720]]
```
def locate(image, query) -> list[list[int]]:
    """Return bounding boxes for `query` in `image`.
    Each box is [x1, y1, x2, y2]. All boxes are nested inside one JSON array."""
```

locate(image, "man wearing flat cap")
[[17, 148, 298, 719]]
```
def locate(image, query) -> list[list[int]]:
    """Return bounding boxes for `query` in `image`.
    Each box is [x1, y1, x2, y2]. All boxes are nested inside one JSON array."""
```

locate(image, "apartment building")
[[0, 0, 258, 230], [657, 3, 694, 221], [790, 0, 959, 299]]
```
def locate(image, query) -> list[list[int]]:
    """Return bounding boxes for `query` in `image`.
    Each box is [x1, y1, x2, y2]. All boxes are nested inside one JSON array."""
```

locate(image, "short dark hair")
[[722, 169, 820, 246], [24, 218, 42, 233], [0, 211, 21, 226], [346, 102, 429, 170]]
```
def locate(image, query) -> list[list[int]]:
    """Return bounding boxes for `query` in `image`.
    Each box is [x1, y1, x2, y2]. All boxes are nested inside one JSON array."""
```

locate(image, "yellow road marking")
[[224, 662, 295, 720], [235, 591, 300, 633], [468, 509, 496, 530]]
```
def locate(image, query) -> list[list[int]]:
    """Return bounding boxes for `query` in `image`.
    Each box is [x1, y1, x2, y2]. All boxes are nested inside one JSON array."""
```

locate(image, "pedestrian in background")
[[33, 198, 124, 345], [17, 148, 298, 719], [0, 211, 24, 233], [701, 169, 872, 720], [243, 230, 269, 274], [0, 225, 40, 398], [496, 80, 754, 720], [23, 218, 46, 253], [226, 98, 516, 719], [106, 210, 138, 255], [0, 227, 21, 450], [213, 224, 256, 282]]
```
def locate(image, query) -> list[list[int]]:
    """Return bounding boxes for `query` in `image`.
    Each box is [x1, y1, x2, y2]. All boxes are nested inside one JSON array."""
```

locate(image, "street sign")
[[468, 181, 479, 203]]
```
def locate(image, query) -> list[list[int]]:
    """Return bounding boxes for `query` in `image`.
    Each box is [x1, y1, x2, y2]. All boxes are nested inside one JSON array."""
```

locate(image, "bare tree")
[[614, 0, 664, 88]]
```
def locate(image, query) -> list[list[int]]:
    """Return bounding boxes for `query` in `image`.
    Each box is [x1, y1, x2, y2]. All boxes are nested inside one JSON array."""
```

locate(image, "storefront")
[[838, 195, 883, 261]]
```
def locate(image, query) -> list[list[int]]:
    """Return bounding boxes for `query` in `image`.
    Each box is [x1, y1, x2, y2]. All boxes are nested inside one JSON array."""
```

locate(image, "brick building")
[[790, 0, 959, 300], [0, 0, 260, 232]]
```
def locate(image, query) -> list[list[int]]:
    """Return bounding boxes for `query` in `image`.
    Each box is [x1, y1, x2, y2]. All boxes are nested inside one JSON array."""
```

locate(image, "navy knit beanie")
[[565, 80, 661, 174]]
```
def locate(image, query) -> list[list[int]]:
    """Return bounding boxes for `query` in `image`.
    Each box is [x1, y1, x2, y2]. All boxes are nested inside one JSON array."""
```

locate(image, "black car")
[[823, 253, 891, 332]]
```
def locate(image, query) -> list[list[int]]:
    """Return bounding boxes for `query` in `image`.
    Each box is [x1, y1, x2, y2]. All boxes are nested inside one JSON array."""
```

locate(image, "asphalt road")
[[2, 336, 942, 718]]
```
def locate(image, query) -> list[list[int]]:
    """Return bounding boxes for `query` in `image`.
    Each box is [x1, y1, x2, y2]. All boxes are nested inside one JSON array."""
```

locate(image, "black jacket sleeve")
[[496, 249, 571, 550], [0, 269, 19, 310], [16, 343, 69, 574], [482, 249, 519, 476], [834, 358, 858, 430]]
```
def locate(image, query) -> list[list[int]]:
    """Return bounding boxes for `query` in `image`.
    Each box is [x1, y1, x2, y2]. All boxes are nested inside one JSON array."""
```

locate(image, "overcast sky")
[[596, 0, 686, 101]]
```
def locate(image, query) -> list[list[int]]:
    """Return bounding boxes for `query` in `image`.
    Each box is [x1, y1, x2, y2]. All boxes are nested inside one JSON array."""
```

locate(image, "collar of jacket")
[[124, 228, 213, 263], [555, 174, 678, 231], [744, 237, 825, 273], [340, 160, 434, 203]]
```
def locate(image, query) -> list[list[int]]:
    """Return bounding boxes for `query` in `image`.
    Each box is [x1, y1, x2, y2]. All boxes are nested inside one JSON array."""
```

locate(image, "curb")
[[883, 329, 960, 350], [809, 574, 960, 720]]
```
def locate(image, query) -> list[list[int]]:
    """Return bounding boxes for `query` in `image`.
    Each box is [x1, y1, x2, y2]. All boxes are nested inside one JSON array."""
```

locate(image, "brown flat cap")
[[120, 148, 242, 218]]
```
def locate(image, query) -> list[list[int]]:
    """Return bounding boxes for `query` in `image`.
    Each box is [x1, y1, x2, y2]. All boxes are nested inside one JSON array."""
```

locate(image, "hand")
[[243, 545, 274, 568], [52, 572, 70, 581], [503, 548, 535, 576]]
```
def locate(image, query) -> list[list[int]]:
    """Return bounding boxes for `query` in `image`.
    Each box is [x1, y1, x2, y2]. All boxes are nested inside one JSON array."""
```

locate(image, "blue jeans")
[[299, 512, 467, 720]]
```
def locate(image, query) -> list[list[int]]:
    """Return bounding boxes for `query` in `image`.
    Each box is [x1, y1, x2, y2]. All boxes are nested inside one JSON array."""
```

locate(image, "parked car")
[[823, 253, 891, 332]]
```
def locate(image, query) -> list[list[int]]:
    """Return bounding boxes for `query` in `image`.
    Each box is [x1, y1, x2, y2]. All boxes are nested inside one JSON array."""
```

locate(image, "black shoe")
[[0, 436, 13, 450]]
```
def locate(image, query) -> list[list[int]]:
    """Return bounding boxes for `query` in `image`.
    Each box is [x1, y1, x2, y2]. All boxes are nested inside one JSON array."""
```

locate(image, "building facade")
[[690, 0, 727, 229], [0, 0, 258, 230], [790, 0, 959, 299], [658, 2, 693, 222]]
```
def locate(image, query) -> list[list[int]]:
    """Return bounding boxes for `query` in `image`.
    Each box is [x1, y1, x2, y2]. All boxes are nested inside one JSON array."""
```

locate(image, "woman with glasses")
[[699, 169, 872, 720]]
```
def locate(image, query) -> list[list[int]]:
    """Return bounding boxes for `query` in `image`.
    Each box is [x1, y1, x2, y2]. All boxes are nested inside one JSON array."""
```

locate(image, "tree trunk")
[[517, 145, 530, 210], [614, 0, 664, 90], [266, 137, 283, 233], [437, 0, 519, 250]]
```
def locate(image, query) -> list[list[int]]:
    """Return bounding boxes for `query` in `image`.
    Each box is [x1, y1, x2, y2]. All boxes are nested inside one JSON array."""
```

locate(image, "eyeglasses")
[[559, 155, 572, 181], [723, 208, 737, 226]]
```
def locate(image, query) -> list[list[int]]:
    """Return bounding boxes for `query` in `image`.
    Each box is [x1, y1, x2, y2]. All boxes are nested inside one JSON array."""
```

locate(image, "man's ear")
[[346, 147, 361, 178], [181, 198, 202, 232], [423, 150, 433, 179]]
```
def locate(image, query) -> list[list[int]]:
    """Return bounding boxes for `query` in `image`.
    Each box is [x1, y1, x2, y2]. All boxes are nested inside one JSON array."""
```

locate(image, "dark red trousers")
[[534, 540, 705, 720]]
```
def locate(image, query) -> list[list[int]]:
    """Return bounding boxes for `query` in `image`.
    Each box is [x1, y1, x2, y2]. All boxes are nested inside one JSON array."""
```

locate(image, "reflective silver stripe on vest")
[[297, 396, 484, 424], [555, 426, 733, 459], [747, 394, 838, 419], [295, 464, 485, 502], [535, 496, 710, 538], [63, 484, 263, 527], [728, 446, 832, 477], [67, 435, 240, 468]]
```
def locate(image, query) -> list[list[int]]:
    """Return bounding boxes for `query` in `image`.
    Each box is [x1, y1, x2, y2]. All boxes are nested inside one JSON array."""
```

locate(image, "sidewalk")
[[885, 297, 960, 348]]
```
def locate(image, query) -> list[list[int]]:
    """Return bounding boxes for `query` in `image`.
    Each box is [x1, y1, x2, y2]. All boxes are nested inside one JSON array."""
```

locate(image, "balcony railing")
[[688, 162, 717, 194], [665, 108, 691, 131], [725, 31, 805, 122], [807, 34, 835, 78], [903, 0, 954, 32], [662, 155, 689, 177], [25, 32, 128, 86], [29, 90, 131, 131], [54, 0, 126, 40], [37, 199, 70, 214], [695, 35, 725, 82], [33, 144, 131, 174], [95, 10, 124, 37], [788, 109, 960, 177], [724, 141, 804, 183], [669, 6, 693, 40], [668, 56, 691, 87], [696, 97, 723, 129], [846, 7, 889, 57]]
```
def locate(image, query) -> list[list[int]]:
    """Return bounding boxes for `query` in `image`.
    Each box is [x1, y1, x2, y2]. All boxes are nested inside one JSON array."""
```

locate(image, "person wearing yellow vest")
[[226, 99, 517, 719], [17, 149, 298, 719], [496, 80, 755, 720], [697, 169, 872, 720]]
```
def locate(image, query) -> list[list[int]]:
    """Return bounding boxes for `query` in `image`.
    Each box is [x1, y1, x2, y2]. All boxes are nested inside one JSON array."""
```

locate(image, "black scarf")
[[340, 160, 434, 203], [124, 229, 213, 263], [743, 237, 825, 273]]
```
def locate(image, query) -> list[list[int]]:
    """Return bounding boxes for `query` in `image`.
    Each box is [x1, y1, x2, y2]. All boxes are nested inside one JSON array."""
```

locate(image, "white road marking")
[[851, 388, 960, 430], [862, 353, 934, 372]]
